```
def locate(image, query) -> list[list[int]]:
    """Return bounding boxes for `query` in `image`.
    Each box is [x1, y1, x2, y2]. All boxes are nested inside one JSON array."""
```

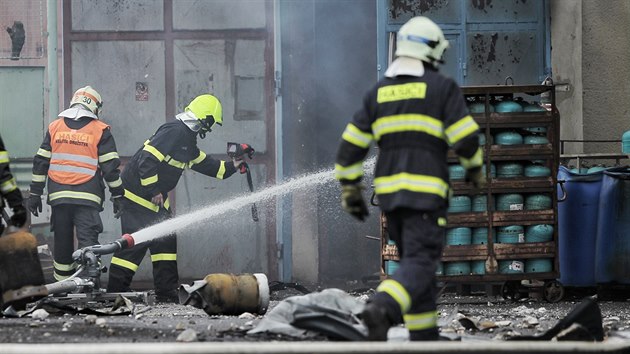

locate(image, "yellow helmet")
[[185, 94, 223, 136], [70, 86, 103, 115], [396, 16, 449, 66]]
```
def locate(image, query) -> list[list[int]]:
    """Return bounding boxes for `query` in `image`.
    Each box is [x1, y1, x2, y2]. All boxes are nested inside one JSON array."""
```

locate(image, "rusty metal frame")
[[62, 0, 278, 278]]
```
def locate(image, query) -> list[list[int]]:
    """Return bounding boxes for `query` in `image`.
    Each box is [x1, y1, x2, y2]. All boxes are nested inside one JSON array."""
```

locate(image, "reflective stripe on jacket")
[[48, 118, 108, 185]]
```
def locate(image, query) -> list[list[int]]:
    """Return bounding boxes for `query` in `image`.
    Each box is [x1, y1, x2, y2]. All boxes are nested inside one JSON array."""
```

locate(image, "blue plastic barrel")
[[557, 165, 604, 287], [446, 227, 472, 245], [444, 262, 471, 276], [595, 168, 630, 284]]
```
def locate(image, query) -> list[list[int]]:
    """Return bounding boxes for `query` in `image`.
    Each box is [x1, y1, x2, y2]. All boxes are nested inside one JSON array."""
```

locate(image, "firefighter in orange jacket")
[[28, 86, 124, 282], [335, 17, 485, 341]]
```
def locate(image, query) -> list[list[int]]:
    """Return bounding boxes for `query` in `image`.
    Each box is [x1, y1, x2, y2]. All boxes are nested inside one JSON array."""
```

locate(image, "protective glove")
[[233, 158, 247, 174], [111, 196, 124, 219], [465, 167, 486, 189], [27, 194, 42, 217], [341, 184, 369, 221], [10, 205, 27, 227]]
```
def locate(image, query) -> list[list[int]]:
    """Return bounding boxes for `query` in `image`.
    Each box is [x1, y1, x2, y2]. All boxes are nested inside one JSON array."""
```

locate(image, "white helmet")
[[70, 86, 103, 115], [395, 16, 449, 66]]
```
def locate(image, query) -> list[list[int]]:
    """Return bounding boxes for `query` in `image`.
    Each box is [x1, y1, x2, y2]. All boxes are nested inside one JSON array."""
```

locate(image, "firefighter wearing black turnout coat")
[[335, 17, 485, 341], [107, 94, 249, 303], [0, 134, 27, 232]]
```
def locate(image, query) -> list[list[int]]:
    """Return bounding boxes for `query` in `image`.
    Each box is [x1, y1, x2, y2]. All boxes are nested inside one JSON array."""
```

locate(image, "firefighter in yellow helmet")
[[28, 86, 124, 282], [335, 17, 485, 341], [107, 94, 253, 303]]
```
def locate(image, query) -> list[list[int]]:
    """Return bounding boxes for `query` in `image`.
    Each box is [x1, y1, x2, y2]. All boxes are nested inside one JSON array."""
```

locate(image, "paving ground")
[[0, 284, 629, 345]]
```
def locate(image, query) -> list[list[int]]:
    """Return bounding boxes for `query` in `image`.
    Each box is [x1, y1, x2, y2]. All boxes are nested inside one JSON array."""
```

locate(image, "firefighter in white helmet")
[[106, 94, 252, 303], [28, 86, 124, 282], [335, 17, 485, 341]]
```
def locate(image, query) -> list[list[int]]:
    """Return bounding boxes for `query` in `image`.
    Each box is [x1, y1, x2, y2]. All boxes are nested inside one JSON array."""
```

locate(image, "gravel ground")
[[0, 285, 629, 344]]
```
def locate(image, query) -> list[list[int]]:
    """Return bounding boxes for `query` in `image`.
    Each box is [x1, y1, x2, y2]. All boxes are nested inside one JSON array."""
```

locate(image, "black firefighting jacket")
[[122, 119, 237, 212], [335, 67, 482, 212], [0, 134, 24, 208], [30, 117, 124, 210]]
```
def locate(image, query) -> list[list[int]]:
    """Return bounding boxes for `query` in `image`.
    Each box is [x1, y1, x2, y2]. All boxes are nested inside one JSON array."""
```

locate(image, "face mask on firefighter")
[[198, 115, 219, 139]]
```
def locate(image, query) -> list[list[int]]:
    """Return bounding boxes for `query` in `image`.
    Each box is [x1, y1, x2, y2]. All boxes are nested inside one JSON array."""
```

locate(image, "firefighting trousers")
[[372, 207, 445, 340], [106, 201, 178, 297], [52, 204, 103, 281]]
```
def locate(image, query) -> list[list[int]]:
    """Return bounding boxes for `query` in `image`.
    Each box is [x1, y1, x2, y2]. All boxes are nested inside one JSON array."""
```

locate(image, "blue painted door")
[[378, 0, 549, 85]]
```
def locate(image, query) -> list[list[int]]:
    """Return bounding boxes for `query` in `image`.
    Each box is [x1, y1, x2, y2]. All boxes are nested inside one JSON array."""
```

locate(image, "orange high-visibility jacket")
[[48, 118, 109, 185]]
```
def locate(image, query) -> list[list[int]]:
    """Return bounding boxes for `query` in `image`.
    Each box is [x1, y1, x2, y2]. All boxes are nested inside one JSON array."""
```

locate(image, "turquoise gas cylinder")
[[482, 163, 497, 178], [449, 164, 465, 180], [446, 227, 472, 245], [495, 131, 523, 145], [522, 103, 547, 135], [436, 262, 443, 276], [622, 130, 630, 153], [525, 259, 553, 273], [524, 164, 551, 177], [386, 260, 399, 275], [525, 194, 552, 210], [499, 260, 525, 274], [444, 261, 471, 276], [497, 225, 525, 243], [448, 195, 471, 213], [525, 224, 554, 243], [497, 162, 524, 178], [471, 261, 486, 275], [479, 133, 487, 145], [495, 99, 524, 113], [472, 227, 496, 244], [472, 195, 489, 212], [468, 101, 494, 114], [523, 135, 549, 144], [496, 193, 524, 211]]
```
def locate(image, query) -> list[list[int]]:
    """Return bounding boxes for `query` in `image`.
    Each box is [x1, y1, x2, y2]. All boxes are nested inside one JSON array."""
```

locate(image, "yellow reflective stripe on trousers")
[[124, 189, 159, 212], [111, 256, 139, 272], [32, 174, 47, 183], [377, 82, 427, 103], [54, 273, 70, 281], [143, 143, 165, 161], [377, 279, 411, 314], [372, 114, 444, 141], [341, 123, 373, 149], [98, 151, 119, 163], [404, 310, 438, 331], [335, 162, 363, 181], [445, 115, 479, 145], [374, 173, 449, 198], [49, 190, 102, 204], [0, 151, 9, 163], [216, 160, 226, 179], [0, 178, 17, 193], [141, 174, 158, 186], [36, 148, 51, 159], [151, 253, 177, 262], [459, 147, 483, 169]]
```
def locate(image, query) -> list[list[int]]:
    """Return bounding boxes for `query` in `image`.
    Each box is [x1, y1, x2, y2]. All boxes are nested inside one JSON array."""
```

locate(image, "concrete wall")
[[551, 0, 630, 159]]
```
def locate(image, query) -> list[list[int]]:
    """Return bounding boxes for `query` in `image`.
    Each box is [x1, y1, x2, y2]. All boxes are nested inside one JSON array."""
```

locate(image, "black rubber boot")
[[409, 327, 439, 341], [361, 302, 392, 341]]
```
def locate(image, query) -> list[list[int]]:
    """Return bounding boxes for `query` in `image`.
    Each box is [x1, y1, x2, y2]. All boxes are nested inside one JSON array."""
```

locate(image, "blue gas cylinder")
[[525, 259, 553, 273], [468, 101, 495, 114], [495, 131, 523, 145], [496, 193, 524, 211], [444, 262, 471, 276], [622, 130, 630, 153], [497, 225, 525, 243], [524, 164, 551, 177], [525, 224, 554, 242], [449, 164, 466, 180], [523, 135, 549, 145], [558, 165, 604, 286], [472, 227, 496, 244], [495, 100, 524, 113], [471, 261, 486, 275], [497, 162, 524, 178], [525, 194, 552, 210], [446, 227, 472, 245], [472, 195, 489, 212], [482, 163, 497, 178], [595, 168, 630, 284], [448, 195, 472, 213], [385, 261, 399, 276], [499, 260, 524, 274], [436, 262, 443, 276]]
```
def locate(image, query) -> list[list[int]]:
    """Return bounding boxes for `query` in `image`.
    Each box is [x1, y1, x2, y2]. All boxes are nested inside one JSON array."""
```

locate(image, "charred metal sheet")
[[388, 0, 461, 24]]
